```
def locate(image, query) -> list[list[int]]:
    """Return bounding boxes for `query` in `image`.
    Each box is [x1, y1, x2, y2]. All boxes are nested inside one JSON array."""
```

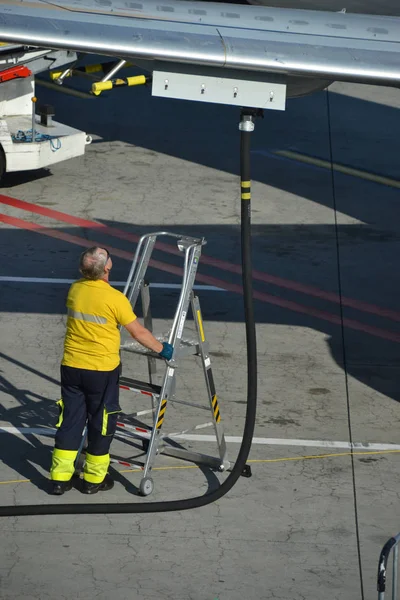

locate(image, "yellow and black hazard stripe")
[[241, 180, 251, 201], [211, 394, 221, 423], [92, 75, 148, 96], [156, 399, 168, 429], [206, 369, 221, 423]]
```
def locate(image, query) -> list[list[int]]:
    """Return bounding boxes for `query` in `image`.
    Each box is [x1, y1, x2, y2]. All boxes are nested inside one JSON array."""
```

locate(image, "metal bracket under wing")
[[152, 68, 286, 110]]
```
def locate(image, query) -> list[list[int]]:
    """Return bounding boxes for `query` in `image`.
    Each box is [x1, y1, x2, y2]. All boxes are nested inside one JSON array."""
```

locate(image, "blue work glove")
[[159, 342, 173, 361]]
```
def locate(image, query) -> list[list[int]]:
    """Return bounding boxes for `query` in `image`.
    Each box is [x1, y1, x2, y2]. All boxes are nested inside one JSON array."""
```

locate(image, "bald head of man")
[[79, 247, 112, 281]]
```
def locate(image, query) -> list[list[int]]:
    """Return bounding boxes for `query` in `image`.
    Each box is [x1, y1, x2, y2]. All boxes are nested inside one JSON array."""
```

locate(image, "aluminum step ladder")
[[115, 231, 230, 496]]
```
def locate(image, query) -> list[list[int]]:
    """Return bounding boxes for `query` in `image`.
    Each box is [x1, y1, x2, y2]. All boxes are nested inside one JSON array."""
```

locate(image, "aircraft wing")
[[0, 0, 399, 86]]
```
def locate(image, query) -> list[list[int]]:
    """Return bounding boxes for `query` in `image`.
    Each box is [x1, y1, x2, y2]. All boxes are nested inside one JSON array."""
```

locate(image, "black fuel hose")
[[0, 109, 258, 517]]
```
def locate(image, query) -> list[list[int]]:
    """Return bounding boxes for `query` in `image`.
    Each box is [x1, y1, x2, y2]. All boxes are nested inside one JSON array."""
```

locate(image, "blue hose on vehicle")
[[11, 129, 61, 151]]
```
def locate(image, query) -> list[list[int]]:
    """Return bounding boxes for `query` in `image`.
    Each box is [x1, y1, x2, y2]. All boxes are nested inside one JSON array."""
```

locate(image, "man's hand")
[[159, 342, 173, 361]]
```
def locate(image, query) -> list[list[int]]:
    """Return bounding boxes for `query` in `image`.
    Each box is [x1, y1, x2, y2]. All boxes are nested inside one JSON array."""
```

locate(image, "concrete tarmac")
[[0, 71, 400, 599]]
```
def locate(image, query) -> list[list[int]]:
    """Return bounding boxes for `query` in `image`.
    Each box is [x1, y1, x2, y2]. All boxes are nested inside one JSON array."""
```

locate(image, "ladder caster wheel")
[[217, 460, 230, 473], [139, 477, 154, 496]]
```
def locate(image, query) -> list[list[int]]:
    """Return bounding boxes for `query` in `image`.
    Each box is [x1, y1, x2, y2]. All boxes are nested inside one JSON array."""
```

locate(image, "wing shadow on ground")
[[29, 73, 400, 228], [26, 74, 400, 396], [0, 220, 399, 399]]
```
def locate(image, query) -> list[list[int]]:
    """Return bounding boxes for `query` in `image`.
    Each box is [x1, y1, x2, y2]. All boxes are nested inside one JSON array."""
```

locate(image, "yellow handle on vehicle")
[[126, 75, 146, 86], [92, 75, 147, 95], [91, 80, 113, 96]]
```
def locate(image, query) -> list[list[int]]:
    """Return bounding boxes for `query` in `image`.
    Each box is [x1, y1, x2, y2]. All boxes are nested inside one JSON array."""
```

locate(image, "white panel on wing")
[[152, 71, 286, 109]]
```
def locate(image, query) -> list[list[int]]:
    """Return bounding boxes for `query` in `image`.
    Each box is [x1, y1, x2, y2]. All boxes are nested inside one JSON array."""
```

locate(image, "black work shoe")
[[51, 479, 73, 496], [81, 473, 114, 495]]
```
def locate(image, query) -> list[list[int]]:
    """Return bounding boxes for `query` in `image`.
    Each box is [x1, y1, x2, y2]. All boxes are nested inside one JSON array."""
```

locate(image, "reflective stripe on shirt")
[[67, 308, 107, 324], [62, 279, 136, 370]]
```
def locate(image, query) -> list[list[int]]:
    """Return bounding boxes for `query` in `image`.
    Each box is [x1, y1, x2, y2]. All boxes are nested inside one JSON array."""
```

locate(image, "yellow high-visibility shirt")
[[62, 279, 137, 371]]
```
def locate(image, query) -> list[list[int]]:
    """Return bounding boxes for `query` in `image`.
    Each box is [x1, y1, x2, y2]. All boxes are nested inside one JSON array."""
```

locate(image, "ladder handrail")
[[123, 233, 153, 297], [168, 242, 198, 346], [123, 231, 205, 298], [124, 236, 156, 307]]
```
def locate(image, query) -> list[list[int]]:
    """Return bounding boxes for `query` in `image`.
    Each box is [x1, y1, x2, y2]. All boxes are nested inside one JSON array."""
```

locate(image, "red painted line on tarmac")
[[0, 195, 104, 229], [2, 212, 400, 344], [0, 213, 182, 275], [191, 269, 400, 344], [201, 256, 400, 323], [0, 194, 399, 323]]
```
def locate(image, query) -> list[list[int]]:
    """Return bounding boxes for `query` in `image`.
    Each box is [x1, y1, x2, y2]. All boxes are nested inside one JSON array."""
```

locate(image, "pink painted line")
[[0, 214, 181, 275], [2, 212, 400, 345], [0, 193, 398, 323], [0, 195, 104, 229], [200, 256, 400, 323]]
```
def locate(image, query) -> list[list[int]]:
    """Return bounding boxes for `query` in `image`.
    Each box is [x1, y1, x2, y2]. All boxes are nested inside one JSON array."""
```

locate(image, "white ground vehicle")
[[0, 45, 91, 181]]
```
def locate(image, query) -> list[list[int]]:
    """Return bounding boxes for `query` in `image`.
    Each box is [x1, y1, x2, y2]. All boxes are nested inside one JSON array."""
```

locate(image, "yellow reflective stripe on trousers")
[[50, 448, 77, 481], [56, 399, 64, 428], [101, 407, 121, 436], [102, 407, 108, 436], [84, 452, 110, 484]]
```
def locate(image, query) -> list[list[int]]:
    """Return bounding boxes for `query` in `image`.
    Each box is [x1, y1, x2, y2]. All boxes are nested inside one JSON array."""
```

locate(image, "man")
[[50, 246, 173, 495]]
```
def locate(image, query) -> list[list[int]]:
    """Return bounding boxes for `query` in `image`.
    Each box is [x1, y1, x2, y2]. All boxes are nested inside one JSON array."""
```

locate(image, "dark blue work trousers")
[[55, 364, 121, 456]]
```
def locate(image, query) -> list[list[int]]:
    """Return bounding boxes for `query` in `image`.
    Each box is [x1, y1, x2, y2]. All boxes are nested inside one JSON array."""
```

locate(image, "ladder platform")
[[120, 337, 207, 357], [119, 376, 161, 396]]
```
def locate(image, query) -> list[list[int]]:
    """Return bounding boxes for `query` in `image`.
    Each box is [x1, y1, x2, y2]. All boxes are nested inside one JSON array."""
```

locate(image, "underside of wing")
[[0, 0, 399, 87]]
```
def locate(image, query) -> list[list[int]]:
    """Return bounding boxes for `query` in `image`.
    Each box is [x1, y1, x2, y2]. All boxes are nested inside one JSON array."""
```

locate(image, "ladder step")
[[119, 376, 161, 396]]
